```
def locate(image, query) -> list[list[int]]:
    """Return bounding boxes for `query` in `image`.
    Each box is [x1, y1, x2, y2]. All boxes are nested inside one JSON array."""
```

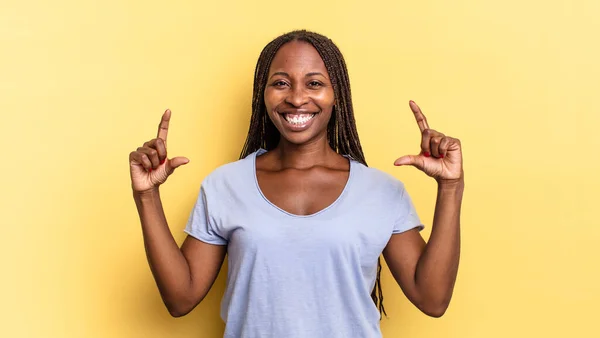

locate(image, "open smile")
[[282, 113, 317, 125], [278, 111, 318, 131]]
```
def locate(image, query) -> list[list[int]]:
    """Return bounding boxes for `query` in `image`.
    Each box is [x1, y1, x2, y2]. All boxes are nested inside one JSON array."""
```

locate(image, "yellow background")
[[2, 0, 598, 337]]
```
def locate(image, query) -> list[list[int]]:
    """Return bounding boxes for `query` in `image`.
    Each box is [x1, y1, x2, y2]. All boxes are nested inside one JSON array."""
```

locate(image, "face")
[[264, 40, 335, 147]]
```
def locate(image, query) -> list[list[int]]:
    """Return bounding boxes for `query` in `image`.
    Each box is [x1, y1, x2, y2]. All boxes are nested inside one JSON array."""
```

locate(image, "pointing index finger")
[[157, 109, 171, 143], [409, 100, 430, 132]]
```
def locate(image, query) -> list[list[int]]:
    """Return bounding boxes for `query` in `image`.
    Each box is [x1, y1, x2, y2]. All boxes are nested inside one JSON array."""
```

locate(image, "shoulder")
[[352, 161, 407, 197], [201, 151, 256, 192]]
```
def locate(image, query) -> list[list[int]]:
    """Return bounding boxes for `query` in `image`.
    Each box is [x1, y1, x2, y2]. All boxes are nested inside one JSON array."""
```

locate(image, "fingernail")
[[160, 159, 165, 165], [149, 168, 153, 173], [440, 154, 444, 158], [424, 152, 431, 157]]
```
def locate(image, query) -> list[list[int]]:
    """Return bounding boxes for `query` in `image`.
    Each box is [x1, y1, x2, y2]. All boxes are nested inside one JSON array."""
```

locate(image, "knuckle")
[[157, 140, 166, 153]]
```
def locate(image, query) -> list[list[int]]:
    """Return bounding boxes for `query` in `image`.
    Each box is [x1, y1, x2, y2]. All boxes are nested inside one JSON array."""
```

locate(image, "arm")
[[134, 189, 226, 317], [130, 109, 226, 317], [388, 100, 464, 317], [383, 179, 463, 317]]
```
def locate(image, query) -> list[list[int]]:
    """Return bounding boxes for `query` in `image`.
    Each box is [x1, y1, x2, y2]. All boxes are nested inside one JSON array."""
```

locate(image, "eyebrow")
[[269, 72, 327, 79]]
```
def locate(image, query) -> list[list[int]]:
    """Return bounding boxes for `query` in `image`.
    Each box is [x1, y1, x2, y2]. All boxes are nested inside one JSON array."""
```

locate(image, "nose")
[[284, 86, 309, 107]]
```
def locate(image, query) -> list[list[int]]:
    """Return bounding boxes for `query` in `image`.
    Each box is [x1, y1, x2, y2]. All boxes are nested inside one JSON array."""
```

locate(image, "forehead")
[[268, 40, 329, 76]]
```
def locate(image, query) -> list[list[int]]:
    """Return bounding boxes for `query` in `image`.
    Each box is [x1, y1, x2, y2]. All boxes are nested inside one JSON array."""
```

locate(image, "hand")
[[394, 101, 463, 183], [129, 109, 190, 193]]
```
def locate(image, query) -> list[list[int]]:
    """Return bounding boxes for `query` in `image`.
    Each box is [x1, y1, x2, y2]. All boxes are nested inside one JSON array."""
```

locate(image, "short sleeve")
[[184, 184, 228, 245], [392, 183, 424, 234]]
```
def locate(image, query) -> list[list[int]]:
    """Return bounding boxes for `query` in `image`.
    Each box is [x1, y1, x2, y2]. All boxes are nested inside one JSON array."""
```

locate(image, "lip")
[[278, 111, 318, 132]]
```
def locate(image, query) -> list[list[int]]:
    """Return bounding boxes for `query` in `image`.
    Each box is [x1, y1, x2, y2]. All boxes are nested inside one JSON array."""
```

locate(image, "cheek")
[[316, 90, 336, 112], [263, 88, 281, 113], [263, 89, 273, 110]]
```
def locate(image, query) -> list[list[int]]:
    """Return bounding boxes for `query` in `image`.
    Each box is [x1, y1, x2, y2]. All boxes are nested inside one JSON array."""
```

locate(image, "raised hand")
[[129, 109, 190, 193], [394, 101, 463, 183]]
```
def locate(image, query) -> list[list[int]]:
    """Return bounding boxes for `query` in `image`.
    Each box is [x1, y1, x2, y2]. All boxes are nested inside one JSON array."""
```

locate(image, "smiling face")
[[264, 40, 335, 148]]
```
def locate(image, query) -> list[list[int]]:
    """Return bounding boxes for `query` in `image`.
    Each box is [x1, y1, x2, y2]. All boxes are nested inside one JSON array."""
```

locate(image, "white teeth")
[[283, 113, 315, 125]]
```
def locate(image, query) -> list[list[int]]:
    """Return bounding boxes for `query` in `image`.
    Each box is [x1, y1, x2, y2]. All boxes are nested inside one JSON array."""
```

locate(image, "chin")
[[277, 130, 326, 147]]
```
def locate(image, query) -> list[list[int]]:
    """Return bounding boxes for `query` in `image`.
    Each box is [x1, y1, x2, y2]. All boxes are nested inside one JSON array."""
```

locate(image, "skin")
[[129, 40, 463, 318], [256, 41, 349, 215], [387, 101, 464, 317], [129, 112, 226, 317]]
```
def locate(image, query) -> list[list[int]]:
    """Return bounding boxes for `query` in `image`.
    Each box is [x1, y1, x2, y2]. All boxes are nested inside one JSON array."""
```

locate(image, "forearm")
[[414, 179, 464, 313], [134, 189, 193, 309]]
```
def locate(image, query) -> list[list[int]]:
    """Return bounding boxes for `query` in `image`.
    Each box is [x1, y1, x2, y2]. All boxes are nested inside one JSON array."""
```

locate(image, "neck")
[[273, 136, 338, 169]]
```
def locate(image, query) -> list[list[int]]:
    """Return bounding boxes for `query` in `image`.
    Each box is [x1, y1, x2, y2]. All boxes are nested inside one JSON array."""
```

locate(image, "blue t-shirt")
[[184, 149, 423, 338]]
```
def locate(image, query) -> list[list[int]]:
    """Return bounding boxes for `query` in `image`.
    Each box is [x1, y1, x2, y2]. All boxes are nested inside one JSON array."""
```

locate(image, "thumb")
[[394, 155, 423, 169], [167, 156, 190, 173]]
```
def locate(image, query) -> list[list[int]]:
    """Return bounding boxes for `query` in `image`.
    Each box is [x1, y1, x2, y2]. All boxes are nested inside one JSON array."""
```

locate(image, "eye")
[[308, 80, 323, 88], [272, 80, 288, 88]]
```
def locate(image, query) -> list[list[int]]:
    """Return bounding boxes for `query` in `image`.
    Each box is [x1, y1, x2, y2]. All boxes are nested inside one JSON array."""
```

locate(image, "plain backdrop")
[[1, 0, 598, 337]]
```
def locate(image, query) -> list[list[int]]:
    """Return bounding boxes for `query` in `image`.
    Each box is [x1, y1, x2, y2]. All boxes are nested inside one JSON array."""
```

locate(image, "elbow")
[[164, 296, 200, 318], [422, 304, 448, 318], [414, 286, 455, 318], [417, 298, 451, 318], [167, 305, 191, 318]]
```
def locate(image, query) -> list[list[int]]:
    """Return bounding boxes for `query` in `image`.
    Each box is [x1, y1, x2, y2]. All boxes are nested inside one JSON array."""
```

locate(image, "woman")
[[129, 30, 464, 338]]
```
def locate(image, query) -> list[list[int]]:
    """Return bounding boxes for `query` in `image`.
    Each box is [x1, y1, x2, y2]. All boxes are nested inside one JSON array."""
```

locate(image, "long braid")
[[239, 30, 386, 318]]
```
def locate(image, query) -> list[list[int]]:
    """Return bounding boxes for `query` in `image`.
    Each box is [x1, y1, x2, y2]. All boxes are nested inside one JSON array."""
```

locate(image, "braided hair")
[[239, 30, 387, 317]]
